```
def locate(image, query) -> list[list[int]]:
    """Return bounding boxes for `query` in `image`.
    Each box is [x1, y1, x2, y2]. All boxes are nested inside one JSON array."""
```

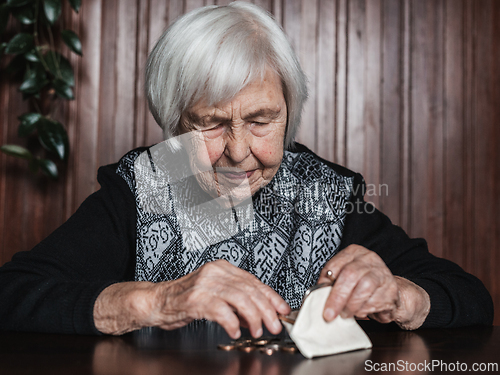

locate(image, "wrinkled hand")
[[317, 245, 430, 330], [94, 260, 290, 338]]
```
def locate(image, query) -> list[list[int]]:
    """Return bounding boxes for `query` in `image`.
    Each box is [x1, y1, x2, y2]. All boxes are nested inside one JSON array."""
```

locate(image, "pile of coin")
[[218, 337, 298, 355]]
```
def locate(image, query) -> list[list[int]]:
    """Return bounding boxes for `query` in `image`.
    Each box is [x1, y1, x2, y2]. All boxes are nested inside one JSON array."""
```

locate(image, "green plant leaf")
[[45, 51, 74, 86], [11, 4, 35, 24], [0, 144, 33, 159], [0, 4, 10, 35], [43, 0, 61, 25], [67, 0, 80, 13], [52, 78, 74, 99], [5, 33, 34, 54], [18, 112, 42, 137], [19, 65, 48, 94], [7, 0, 34, 7], [24, 49, 39, 62], [61, 29, 81, 55], [37, 118, 69, 160], [38, 158, 58, 179]]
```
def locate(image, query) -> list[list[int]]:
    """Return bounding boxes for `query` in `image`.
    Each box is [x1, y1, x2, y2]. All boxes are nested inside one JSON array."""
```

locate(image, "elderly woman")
[[0, 2, 492, 337]]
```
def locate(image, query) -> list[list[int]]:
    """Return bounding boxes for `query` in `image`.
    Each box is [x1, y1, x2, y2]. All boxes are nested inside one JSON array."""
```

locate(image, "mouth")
[[216, 169, 256, 180]]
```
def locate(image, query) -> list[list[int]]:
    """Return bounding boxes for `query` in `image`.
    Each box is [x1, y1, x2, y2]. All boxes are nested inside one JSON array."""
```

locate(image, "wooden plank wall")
[[1, 0, 499, 324]]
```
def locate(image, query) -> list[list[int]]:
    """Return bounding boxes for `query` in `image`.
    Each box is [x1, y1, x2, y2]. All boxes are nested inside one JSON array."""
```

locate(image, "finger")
[[355, 283, 399, 318], [317, 245, 372, 284], [223, 263, 290, 315], [368, 310, 394, 324], [193, 261, 287, 336], [247, 289, 284, 335], [194, 261, 264, 336], [204, 299, 242, 339], [341, 273, 381, 318], [234, 280, 287, 336], [221, 264, 289, 333], [323, 262, 372, 321], [258, 283, 291, 315], [218, 287, 265, 337]]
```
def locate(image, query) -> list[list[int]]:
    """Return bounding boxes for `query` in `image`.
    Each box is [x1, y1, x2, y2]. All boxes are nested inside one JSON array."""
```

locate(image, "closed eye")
[[250, 121, 273, 137], [201, 123, 225, 139], [202, 123, 224, 131]]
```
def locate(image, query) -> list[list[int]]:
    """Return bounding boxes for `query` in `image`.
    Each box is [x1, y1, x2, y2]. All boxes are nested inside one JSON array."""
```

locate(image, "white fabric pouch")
[[281, 286, 372, 359]]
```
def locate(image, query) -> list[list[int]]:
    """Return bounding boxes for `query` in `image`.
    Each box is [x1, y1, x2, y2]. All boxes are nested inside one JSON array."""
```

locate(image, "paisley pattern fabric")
[[116, 148, 354, 309]]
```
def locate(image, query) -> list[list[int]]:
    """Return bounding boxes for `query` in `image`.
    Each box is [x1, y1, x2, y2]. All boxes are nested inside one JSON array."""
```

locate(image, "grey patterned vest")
[[116, 148, 354, 309]]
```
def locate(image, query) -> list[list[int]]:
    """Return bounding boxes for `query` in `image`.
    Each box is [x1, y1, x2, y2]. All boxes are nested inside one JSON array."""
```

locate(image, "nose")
[[224, 129, 250, 165]]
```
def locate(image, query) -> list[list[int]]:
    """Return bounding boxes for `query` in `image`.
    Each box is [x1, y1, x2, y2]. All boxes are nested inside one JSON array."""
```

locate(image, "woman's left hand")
[[317, 244, 430, 330]]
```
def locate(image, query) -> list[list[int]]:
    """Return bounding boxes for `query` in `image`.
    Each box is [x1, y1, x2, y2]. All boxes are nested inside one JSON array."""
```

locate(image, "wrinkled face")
[[179, 70, 287, 203]]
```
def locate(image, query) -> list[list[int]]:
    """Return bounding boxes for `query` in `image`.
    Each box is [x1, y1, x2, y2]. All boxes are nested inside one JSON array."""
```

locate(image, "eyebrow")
[[187, 107, 281, 125], [243, 108, 281, 120]]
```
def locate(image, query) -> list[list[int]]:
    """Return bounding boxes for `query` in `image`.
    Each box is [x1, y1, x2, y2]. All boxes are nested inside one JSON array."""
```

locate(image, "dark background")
[[1, 0, 499, 324]]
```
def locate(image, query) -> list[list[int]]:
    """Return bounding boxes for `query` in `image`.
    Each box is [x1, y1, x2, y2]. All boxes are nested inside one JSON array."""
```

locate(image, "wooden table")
[[1, 321, 499, 374]]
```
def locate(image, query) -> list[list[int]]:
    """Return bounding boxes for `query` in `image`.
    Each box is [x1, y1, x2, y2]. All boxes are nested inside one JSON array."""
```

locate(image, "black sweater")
[[0, 145, 493, 334]]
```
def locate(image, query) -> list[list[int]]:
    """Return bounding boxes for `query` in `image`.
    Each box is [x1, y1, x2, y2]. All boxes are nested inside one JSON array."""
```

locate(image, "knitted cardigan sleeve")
[[338, 173, 494, 328], [0, 163, 137, 334]]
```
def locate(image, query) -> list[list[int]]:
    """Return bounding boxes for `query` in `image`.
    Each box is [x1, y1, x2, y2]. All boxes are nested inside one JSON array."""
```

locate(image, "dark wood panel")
[[345, 0, 366, 174], [409, 0, 429, 241], [114, 0, 139, 160], [145, 0, 172, 146], [427, 0, 445, 259], [473, 0, 497, 321], [443, 0, 465, 265], [73, 0, 103, 207], [97, 0, 118, 167], [296, 0, 318, 150], [493, 0, 500, 326], [133, 0, 151, 149], [380, 0, 402, 225], [463, 0, 475, 284], [400, 0, 411, 233], [335, 0, 348, 166], [316, 0, 337, 162], [1, 79, 30, 264], [362, 0, 381, 209]]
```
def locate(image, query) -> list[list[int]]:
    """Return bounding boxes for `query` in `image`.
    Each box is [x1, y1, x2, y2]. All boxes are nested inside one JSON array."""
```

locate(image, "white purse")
[[281, 285, 372, 358]]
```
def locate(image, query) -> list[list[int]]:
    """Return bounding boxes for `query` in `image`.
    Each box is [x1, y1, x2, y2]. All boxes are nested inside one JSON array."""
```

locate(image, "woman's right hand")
[[93, 259, 290, 338]]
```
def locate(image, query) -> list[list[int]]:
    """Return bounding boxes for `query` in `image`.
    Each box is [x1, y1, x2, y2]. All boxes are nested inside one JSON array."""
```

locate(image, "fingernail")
[[234, 329, 241, 339], [324, 308, 335, 321], [255, 327, 263, 337], [280, 302, 289, 312]]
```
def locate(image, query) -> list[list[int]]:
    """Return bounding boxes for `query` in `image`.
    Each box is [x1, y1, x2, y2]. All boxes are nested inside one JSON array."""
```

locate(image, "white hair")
[[145, 1, 308, 150]]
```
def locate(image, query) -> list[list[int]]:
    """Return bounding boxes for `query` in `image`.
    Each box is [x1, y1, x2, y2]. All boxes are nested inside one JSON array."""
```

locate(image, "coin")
[[259, 347, 275, 356], [237, 345, 255, 352], [264, 344, 280, 351], [218, 344, 235, 351], [219, 337, 298, 354], [234, 339, 252, 347], [281, 345, 297, 353], [253, 339, 269, 346]]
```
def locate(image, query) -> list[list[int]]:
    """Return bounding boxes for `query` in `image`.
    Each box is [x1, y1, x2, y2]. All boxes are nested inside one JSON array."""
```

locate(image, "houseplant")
[[0, 0, 81, 179]]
